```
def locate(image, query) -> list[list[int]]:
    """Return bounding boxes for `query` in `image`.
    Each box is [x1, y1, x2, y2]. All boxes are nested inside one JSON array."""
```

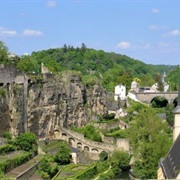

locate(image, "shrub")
[[41, 172, 50, 179], [0, 144, 15, 155], [15, 132, 37, 152], [0, 152, 32, 173], [39, 158, 51, 173], [54, 142, 71, 165], [110, 150, 130, 176], [2, 132, 12, 140]]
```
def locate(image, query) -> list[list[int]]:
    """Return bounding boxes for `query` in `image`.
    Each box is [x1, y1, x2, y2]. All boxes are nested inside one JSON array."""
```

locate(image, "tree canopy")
[[127, 108, 172, 179], [0, 41, 176, 92], [0, 41, 8, 64]]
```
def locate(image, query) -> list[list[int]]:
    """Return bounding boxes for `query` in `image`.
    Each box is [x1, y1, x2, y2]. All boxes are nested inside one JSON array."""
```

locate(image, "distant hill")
[[25, 44, 176, 91]]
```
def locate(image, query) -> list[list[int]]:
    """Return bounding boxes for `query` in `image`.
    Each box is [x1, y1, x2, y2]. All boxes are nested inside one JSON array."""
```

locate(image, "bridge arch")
[[69, 137, 76, 147], [91, 148, 99, 153], [134, 92, 178, 104], [54, 129, 60, 138], [61, 133, 67, 141], [99, 151, 108, 160], [77, 142, 82, 150], [84, 146, 90, 152], [151, 96, 168, 108]]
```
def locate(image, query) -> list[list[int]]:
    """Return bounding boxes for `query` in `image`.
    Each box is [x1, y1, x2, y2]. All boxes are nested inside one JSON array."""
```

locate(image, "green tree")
[[0, 41, 8, 64], [166, 65, 180, 85], [138, 73, 155, 87], [39, 158, 51, 173], [165, 103, 174, 127], [155, 73, 164, 91], [46, 60, 62, 73], [117, 71, 133, 91], [15, 132, 37, 151], [2, 132, 12, 140], [54, 142, 71, 165], [110, 150, 130, 176], [81, 43, 87, 53], [17, 55, 39, 73], [127, 108, 172, 179]]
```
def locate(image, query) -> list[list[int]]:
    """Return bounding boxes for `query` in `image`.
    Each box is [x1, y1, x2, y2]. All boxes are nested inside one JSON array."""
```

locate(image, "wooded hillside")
[[0, 41, 177, 92]]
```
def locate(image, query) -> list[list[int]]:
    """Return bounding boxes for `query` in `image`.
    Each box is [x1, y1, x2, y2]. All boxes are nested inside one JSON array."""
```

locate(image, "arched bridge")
[[133, 91, 178, 104], [53, 127, 129, 154]]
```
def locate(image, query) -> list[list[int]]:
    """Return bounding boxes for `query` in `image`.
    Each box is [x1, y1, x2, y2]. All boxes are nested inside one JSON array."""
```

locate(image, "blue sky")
[[0, 0, 180, 65]]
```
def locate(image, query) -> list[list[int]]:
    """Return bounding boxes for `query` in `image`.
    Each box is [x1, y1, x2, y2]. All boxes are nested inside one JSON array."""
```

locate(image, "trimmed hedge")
[[0, 152, 32, 173], [0, 144, 15, 155]]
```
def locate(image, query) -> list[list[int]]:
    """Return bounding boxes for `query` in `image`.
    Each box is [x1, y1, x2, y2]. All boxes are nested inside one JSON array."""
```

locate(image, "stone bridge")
[[134, 91, 178, 104], [53, 127, 129, 154]]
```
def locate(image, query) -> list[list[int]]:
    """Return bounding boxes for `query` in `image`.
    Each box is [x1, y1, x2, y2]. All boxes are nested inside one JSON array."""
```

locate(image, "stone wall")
[[0, 71, 109, 138], [116, 138, 130, 151], [56, 127, 129, 153], [16, 163, 38, 180], [0, 64, 23, 85]]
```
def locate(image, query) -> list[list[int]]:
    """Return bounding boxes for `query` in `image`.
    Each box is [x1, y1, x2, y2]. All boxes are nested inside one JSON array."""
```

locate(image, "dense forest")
[[1, 41, 179, 92]]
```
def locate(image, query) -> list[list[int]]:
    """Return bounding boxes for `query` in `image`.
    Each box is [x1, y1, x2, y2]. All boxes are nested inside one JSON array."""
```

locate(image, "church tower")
[[173, 81, 180, 142]]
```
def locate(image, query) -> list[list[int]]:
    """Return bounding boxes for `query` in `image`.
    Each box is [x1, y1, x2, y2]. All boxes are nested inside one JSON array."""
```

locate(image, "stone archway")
[[91, 148, 99, 153], [151, 96, 168, 108], [61, 133, 67, 141], [54, 129, 60, 138], [84, 146, 90, 152], [77, 142, 82, 150], [69, 137, 76, 147]]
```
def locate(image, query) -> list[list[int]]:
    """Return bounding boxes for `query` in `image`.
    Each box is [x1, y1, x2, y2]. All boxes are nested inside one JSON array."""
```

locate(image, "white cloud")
[[152, 8, 159, 14], [0, 27, 17, 36], [22, 29, 43, 36], [162, 29, 180, 37], [46, 0, 57, 8], [117, 41, 131, 49], [169, 29, 180, 36]]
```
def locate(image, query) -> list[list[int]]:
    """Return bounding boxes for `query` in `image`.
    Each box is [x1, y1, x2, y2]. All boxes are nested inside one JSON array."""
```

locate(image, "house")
[[114, 84, 126, 101], [157, 85, 180, 179], [70, 147, 80, 164]]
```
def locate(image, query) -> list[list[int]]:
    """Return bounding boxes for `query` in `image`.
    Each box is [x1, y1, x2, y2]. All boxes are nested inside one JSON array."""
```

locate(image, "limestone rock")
[[0, 72, 108, 138]]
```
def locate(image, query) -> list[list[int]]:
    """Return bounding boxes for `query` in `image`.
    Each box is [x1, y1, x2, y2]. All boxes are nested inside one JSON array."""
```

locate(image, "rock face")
[[0, 71, 108, 138]]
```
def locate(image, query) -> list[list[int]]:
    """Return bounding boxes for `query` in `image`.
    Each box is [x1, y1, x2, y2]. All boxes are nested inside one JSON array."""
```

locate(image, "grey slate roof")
[[70, 146, 80, 153], [160, 133, 180, 179], [173, 106, 180, 114]]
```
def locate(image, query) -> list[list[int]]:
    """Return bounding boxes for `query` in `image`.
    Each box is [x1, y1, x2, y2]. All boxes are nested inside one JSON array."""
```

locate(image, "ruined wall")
[[0, 72, 108, 138]]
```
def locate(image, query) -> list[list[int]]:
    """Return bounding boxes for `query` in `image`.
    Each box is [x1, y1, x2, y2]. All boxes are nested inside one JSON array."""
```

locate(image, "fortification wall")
[[60, 127, 118, 152], [0, 64, 17, 84]]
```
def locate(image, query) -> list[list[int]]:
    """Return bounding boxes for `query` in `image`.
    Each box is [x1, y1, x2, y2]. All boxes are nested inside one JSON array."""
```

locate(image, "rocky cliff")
[[0, 71, 108, 138]]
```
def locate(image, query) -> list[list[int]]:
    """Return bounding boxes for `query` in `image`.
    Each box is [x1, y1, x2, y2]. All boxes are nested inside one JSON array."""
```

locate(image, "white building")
[[114, 84, 126, 101]]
